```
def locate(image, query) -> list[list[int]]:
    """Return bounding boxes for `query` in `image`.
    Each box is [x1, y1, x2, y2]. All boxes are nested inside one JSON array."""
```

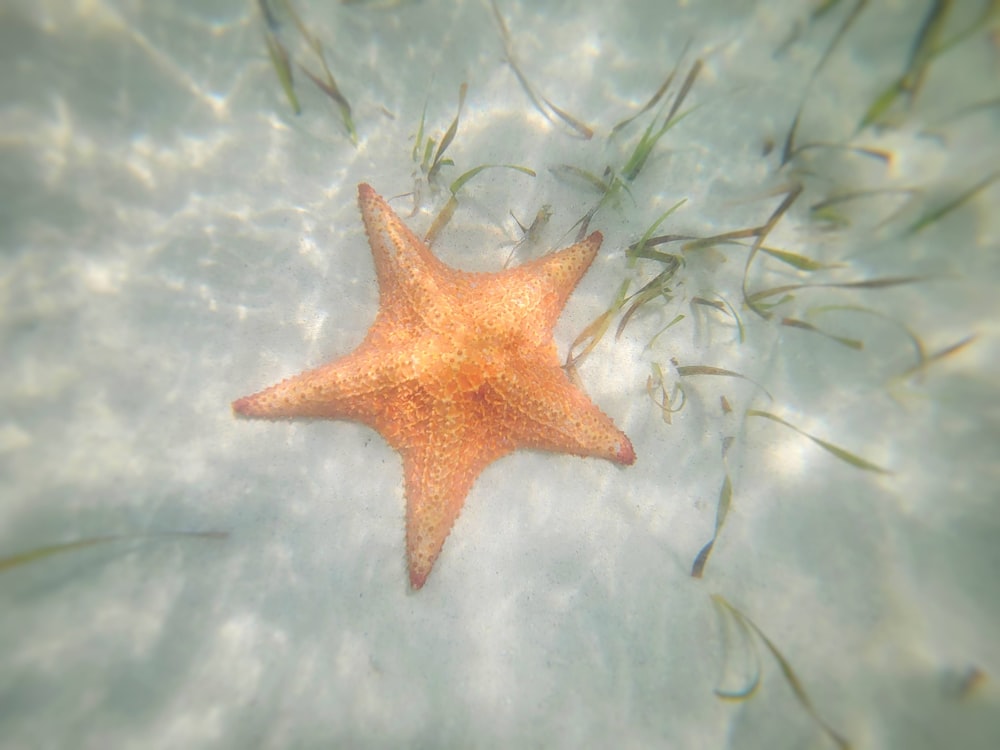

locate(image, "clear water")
[[1, 0, 998, 747]]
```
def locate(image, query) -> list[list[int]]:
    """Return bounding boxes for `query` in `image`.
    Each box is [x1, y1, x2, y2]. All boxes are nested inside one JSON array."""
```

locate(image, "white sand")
[[1, 0, 997, 747]]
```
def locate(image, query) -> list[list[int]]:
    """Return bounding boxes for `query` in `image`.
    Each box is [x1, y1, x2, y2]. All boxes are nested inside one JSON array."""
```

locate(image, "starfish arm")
[[400, 415, 511, 589], [232, 344, 395, 425], [490, 363, 635, 465], [449, 230, 604, 349], [512, 231, 602, 331], [358, 183, 460, 332]]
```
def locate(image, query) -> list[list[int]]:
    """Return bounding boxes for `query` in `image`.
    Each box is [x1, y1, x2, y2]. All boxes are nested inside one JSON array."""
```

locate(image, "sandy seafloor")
[[1, 0, 999, 747]]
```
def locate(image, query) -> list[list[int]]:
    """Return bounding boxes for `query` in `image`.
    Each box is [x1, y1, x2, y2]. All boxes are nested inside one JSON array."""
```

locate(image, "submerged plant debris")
[[491, 0, 594, 139], [646, 361, 686, 424], [690, 440, 733, 579], [781, 0, 868, 164], [895, 333, 977, 381], [678, 365, 773, 401], [566, 279, 631, 371], [947, 665, 989, 699], [504, 203, 554, 266], [0, 531, 228, 575], [780, 317, 864, 350], [258, 0, 357, 141], [903, 171, 1000, 236], [711, 595, 852, 749], [260, 2, 301, 115], [857, 0, 991, 129], [690, 296, 744, 343], [408, 82, 536, 243], [609, 42, 691, 137], [547, 56, 701, 240], [747, 409, 891, 474], [424, 162, 536, 246], [618, 61, 702, 182]]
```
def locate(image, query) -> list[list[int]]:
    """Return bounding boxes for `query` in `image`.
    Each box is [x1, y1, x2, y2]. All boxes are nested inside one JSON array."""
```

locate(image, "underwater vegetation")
[[250, 0, 994, 743], [4, 0, 995, 746]]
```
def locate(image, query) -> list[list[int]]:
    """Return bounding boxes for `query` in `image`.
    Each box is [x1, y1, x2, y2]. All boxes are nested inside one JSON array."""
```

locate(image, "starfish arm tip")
[[409, 568, 428, 590], [232, 390, 294, 419], [231, 396, 253, 417], [617, 435, 636, 465]]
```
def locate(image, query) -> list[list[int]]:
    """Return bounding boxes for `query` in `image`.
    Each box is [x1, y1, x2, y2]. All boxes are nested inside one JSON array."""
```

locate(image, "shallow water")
[[1, 1, 998, 747]]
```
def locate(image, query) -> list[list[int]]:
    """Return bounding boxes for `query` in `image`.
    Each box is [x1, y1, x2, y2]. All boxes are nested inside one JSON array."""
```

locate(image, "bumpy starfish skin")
[[233, 183, 634, 589]]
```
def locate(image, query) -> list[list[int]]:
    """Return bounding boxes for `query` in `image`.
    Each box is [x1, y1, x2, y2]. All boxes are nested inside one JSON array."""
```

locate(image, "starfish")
[[233, 184, 635, 589]]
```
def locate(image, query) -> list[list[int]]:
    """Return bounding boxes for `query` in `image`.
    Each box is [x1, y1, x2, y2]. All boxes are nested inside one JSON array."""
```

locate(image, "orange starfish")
[[234, 184, 635, 589]]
